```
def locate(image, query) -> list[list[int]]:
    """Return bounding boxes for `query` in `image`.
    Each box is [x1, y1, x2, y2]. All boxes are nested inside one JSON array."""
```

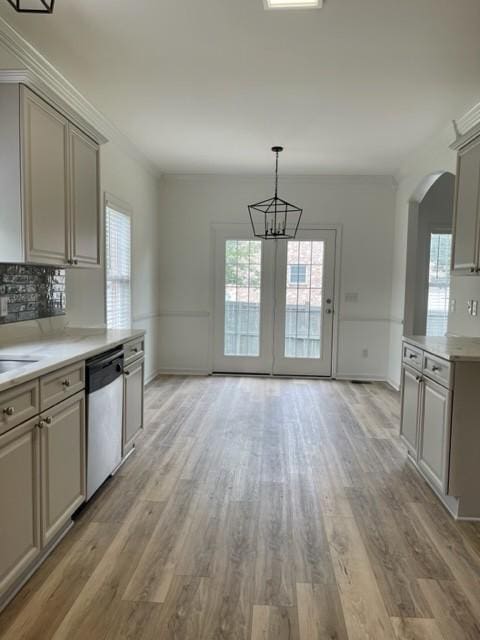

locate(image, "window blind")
[[106, 206, 132, 329], [426, 233, 451, 337]]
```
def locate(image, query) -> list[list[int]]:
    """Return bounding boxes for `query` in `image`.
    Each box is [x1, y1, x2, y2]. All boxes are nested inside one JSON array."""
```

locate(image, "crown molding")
[[451, 101, 480, 150], [0, 16, 160, 176]]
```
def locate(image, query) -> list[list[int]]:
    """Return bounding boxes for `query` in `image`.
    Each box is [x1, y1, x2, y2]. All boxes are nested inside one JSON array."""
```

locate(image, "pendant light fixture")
[[248, 146, 302, 239], [6, 0, 55, 13]]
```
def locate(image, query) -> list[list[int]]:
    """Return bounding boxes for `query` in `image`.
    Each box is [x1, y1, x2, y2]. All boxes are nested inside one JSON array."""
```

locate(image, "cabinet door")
[[0, 418, 41, 595], [40, 392, 86, 545], [69, 125, 101, 267], [400, 365, 421, 457], [21, 87, 69, 266], [418, 378, 452, 495], [123, 359, 144, 455], [452, 137, 480, 273]]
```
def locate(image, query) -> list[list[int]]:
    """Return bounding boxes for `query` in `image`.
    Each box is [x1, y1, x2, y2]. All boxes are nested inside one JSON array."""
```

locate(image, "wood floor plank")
[[325, 515, 397, 639], [251, 604, 299, 640], [418, 578, 480, 640], [296, 582, 348, 640], [390, 616, 445, 640], [51, 500, 165, 640], [1, 376, 479, 639], [0, 521, 118, 640]]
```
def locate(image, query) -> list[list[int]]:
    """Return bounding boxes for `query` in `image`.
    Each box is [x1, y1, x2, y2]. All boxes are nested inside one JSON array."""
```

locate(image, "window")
[[285, 241, 324, 359], [289, 264, 307, 285], [105, 204, 132, 329], [224, 240, 262, 357], [426, 233, 452, 337]]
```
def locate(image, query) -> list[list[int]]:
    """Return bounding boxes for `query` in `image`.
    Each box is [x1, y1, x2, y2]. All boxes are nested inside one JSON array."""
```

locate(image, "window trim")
[[104, 192, 133, 329]]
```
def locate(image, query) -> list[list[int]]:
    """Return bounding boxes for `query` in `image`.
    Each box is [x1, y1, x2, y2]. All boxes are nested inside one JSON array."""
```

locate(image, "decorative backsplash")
[[0, 265, 66, 325]]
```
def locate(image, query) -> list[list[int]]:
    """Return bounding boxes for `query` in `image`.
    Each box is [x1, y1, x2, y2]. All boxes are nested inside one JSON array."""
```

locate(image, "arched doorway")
[[403, 172, 455, 337]]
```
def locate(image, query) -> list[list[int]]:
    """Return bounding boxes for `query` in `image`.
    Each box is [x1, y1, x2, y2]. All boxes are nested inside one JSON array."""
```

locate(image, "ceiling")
[[1, 0, 480, 174]]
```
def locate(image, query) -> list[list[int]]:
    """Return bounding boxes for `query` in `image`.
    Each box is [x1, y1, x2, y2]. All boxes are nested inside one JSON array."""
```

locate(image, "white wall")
[[413, 173, 455, 335], [387, 127, 457, 388], [157, 174, 396, 379], [0, 42, 161, 382], [66, 142, 161, 381]]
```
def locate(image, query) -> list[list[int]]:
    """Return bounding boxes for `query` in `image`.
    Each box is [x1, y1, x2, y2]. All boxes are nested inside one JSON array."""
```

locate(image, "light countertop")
[[403, 335, 480, 362], [0, 327, 145, 392]]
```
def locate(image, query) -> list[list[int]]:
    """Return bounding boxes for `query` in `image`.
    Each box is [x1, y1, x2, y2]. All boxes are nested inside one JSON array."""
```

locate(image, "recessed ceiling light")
[[264, 0, 322, 10]]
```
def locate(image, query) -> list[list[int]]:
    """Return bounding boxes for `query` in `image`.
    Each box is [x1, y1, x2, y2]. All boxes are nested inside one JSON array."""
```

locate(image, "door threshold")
[[212, 371, 333, 380]]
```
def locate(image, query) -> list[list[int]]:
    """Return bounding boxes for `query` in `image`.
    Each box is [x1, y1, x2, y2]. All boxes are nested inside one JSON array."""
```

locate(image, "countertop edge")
[[403, 335, 480, 362], [0, 329, 145, 393]]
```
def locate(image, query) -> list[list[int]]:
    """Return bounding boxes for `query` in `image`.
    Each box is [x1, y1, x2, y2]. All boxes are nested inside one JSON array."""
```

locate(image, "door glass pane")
[[285, 240, 324, 358], [224, 240, 262, 356], [426, 233, 452, 337]]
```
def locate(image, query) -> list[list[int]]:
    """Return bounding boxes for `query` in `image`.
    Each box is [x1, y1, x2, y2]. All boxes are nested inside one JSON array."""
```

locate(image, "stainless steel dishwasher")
[[86, 348, 124, 500]]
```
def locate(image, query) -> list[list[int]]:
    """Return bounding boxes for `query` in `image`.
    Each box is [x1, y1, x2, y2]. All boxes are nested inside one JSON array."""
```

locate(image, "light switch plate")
[[0, 296, 8, 317]]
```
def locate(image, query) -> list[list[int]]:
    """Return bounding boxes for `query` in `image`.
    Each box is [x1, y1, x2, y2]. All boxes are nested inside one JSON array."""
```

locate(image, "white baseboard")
[[154, 367, 211, 377], [386, 378, 401, 391], [334, 374, 387, 384], [144, 369, 160, 385]]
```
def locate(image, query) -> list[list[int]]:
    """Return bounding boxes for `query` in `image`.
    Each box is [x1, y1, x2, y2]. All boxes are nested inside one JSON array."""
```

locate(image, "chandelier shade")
[[248, 147, 303, 239], [6, 0, 55, 12]]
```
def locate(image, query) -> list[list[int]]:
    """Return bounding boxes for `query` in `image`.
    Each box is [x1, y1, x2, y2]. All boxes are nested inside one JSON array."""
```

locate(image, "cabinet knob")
[[62, 379, 71, 387], [125, 370, 131, 376], [432, 366, 440, 372], [471, 267, 475, 273], [45, 416, 52, 425], [409, 354, 416, 359], [3, 406, 15, 417], [73, 259, 79, 266], [38, 420, 47, 429]]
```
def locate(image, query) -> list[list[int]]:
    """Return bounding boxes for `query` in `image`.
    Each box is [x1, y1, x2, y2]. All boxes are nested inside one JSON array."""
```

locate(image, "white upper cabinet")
[[69, 125, 101, 267], [22, 87, 70, 265], [452, 136, 480, 273], [0, 83, 102, 268]]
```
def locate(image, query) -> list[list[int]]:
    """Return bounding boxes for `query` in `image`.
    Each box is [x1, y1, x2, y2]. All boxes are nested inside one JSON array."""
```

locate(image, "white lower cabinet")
[[0, 418, 41, 595], [39, 392, 86, 545], [418, 378, 451, 495], [400, 365, 421, 456], [123, 358, 144, 455]]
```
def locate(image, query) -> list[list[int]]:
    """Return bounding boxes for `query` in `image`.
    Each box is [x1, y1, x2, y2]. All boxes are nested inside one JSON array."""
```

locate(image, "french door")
[[213, 226, 336, 376]]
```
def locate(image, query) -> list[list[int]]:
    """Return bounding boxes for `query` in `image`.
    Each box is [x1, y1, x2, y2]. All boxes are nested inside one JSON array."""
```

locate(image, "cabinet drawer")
[[124, 339, 144, 365], [0, 379, 40, 436], [40, 361, 85, 411], [402, 343, 423, 371], [423, 354, 452, 388]]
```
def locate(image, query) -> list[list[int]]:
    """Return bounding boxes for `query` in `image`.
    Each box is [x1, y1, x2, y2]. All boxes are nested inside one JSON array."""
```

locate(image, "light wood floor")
[[1, 376, 480, 640]]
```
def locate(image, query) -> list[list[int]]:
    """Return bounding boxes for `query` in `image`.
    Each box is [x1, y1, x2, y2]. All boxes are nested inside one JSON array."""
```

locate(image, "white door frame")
[[209, 222, 342, 378]]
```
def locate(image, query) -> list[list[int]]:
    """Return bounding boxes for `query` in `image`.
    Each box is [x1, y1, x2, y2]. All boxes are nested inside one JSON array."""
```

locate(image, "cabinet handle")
[[432, 366, 440, 372], [73, 259, 79, 266], [125, 370, 131, 376], [133, 347, 139, 353], [409, 354, 417, 359], [3, 406, 15, 416], [471, 267, 475, 273], [62, 379, 71, 387]]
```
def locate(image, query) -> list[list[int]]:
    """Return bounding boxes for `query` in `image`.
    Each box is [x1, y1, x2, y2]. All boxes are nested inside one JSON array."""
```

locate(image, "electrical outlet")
[[0, 296, 8, 317]]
